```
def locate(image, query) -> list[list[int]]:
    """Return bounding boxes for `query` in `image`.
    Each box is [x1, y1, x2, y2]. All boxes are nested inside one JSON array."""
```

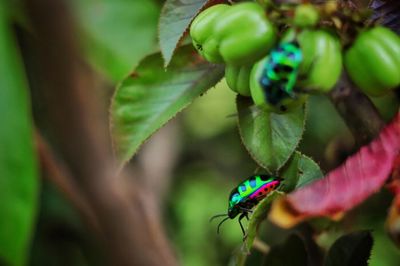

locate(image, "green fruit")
[[214, 2, 277, 65], [344, 26, 400, 96], [293, 4, 319, 28], [297, 29, 342, 92], [225, 65, 252, 96], [190, 2, 276, 65], [250, 55, 307, 113], [190, 4, 229, 63]]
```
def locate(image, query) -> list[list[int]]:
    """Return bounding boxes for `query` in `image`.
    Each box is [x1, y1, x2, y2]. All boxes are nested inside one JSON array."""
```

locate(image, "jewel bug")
[[210, 175, 282, 235], [259, 41, 303, 106]]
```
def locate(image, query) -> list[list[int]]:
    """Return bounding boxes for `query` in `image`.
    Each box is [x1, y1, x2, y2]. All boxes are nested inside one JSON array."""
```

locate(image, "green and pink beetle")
[[211, 175, 282, 235]]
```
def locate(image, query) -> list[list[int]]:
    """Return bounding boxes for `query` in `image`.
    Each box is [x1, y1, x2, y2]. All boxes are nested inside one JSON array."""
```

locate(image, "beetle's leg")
[[239, 213, 250, 241], [297, 70, 309, 83], [293, 86, 309, 95], [239, 206, 253, 213], [278, 83, 296, 99], [216, 217, 230, 234], [238, 213, 246, 236]]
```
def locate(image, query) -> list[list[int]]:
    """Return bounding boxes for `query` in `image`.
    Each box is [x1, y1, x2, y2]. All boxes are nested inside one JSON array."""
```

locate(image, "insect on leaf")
[[269, 112, 400, 228], [232, 191, 284, 266]]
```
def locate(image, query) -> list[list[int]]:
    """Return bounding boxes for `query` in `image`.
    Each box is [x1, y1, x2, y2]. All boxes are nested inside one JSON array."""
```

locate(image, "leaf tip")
[[161, 50, 172, 68]]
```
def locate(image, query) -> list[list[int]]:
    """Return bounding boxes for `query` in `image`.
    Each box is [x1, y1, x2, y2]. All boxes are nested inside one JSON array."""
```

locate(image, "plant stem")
[[296, 223, 324, 266], [329, 72, 385, 146], [35, 130, 102, 235]]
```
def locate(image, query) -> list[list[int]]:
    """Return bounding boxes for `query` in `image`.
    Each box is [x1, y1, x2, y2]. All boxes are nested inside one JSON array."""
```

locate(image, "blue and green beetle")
[[211, 175, 282, 235], [259, 41, 303, 106]]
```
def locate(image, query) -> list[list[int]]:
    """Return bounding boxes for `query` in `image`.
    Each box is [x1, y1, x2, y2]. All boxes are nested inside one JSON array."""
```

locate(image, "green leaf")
[[72, 0, 159, 82], [237, 96, 306, 173], [111, 45, 224, 165], [159, 0, 213, 66], [281, 151, 323, 192], [0, 6, 38, 266], [325, 231, 373, 266], [232, 191, 284, 266], [263, 234, 308, 266]]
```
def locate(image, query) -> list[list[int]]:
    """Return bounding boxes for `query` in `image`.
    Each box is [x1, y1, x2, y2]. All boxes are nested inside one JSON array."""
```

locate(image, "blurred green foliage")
[[71, 0, 160, 82], [0, 5, 38, 266], [170, 168, 242, 266], [30, 182, 103, 266]]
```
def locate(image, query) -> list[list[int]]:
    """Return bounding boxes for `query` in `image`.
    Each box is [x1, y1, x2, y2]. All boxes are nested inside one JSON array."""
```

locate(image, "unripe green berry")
[[294, 4, 319, 28]]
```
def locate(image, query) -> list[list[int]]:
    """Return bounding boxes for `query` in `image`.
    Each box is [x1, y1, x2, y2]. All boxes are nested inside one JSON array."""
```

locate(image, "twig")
[[253, 237, 270, 254], [329, 72, 385, 146], [138, 121, 180, 205], [35, 130, 101, 235], [295, 223, 323, 266]]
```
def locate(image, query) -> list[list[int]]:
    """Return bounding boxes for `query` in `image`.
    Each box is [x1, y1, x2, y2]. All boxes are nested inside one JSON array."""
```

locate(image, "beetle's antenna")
[[209, 213, 228, 222], [217, 217, 230, 234]]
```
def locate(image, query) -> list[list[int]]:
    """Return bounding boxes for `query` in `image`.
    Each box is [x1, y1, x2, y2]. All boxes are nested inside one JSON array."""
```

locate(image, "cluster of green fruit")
[[190, 1, 400, 113]]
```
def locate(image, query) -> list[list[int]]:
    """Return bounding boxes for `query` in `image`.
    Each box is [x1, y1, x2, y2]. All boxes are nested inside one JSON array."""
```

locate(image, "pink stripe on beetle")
[[249, 180, 280, 199]]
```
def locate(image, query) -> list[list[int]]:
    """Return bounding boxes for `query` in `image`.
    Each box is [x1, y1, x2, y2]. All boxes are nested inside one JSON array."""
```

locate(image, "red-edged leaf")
[[270, 112, 400, 228], [386, 153, 400, 246], [386, 154, 400, 195]]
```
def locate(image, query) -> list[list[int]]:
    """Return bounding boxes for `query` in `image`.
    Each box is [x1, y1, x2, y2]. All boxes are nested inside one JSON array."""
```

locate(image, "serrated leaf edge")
[[236, 98, 308, 174], [109, 60, 224, 170]]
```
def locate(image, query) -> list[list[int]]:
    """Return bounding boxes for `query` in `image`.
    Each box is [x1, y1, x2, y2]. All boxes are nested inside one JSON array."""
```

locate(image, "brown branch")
[[35, 130, 102, 235], [329, 72, 385, 146], [138, 121, 180, 205], [24, 0, 177, 265]]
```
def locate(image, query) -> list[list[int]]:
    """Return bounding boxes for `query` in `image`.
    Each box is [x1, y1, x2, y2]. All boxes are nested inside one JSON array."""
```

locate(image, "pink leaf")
[[270, 112, 400, 228], [386, 153, 400, 246]]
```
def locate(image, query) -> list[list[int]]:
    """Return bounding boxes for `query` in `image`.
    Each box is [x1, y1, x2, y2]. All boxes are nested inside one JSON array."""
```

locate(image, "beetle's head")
[[228, 205, 240, 219]]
